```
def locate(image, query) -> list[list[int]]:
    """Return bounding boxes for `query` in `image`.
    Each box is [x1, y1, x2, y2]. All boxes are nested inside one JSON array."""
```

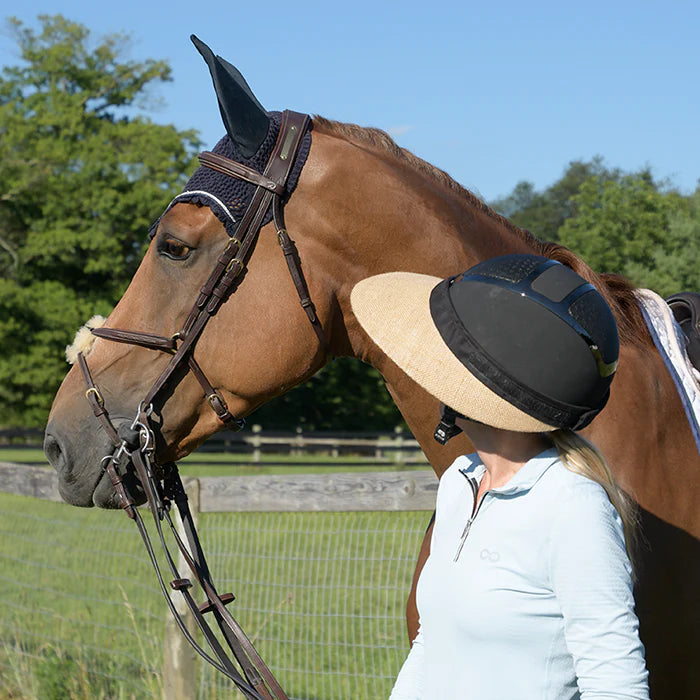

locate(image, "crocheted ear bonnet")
[[150, 36, 311, 239], [150, 113, 311, 239]]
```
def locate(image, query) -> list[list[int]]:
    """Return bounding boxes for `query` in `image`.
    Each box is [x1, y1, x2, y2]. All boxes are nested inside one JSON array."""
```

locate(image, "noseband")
[[75, 111, 323, 699]]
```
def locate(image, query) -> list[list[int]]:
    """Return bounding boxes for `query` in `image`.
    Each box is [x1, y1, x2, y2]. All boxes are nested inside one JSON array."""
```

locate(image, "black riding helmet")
[[432, 254, 619, 442]]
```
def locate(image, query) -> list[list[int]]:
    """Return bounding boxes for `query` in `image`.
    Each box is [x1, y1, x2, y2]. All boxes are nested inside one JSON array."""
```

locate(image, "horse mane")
[[313, 116, 527, 241], [312, 116, 651, 348]]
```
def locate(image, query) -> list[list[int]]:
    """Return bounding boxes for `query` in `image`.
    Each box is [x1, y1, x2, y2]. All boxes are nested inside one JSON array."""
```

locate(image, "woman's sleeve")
[[549, 487, 649, 699], [388, 627, 424, 700]]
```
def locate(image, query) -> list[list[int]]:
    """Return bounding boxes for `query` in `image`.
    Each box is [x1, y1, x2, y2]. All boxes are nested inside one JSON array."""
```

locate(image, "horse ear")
[[190, 35, 270, 158]]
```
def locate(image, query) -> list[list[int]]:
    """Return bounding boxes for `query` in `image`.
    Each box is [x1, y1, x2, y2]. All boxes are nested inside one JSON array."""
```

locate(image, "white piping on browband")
[[167, 190, 237, 223]]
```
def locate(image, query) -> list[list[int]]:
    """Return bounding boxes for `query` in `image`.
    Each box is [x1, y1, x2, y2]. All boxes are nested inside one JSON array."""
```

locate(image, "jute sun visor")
[[350, 272, 557, 432]]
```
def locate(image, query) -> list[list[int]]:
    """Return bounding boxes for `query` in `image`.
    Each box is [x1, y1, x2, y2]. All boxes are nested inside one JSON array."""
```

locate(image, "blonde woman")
[[351, 254, 648, 699]]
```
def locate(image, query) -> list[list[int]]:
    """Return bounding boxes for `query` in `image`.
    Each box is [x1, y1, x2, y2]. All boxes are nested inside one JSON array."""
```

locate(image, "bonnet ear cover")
[[191, 35, 270, 158]]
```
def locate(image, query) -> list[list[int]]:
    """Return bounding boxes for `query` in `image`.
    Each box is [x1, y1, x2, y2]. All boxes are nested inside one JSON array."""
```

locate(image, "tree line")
[[1, 15, 697, 430]]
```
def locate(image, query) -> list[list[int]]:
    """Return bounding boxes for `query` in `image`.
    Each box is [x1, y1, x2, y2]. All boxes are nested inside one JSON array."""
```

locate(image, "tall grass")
[[0, 492, 428, 699]]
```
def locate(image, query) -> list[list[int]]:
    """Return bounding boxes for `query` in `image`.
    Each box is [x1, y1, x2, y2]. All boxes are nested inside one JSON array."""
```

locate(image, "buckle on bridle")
[[207, 392, 225, 413], [85, 387, 104, 407], [225, 258, 243, 274]]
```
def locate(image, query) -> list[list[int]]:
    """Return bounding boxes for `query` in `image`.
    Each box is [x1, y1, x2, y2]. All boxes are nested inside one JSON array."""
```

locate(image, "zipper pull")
[[454, 476, 483, 561], [454, 517, 473, 561]]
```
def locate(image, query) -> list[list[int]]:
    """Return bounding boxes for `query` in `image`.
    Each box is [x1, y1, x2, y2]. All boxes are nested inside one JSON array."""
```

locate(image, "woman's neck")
[[455, 418, 551, 489]]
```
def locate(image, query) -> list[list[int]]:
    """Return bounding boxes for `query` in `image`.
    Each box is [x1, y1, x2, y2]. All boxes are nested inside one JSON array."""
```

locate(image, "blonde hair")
[[548, 428, 639, 572]]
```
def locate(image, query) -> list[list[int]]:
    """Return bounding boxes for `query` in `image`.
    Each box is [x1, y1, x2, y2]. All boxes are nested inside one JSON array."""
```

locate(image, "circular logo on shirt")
[[480, 549, 500, 562]]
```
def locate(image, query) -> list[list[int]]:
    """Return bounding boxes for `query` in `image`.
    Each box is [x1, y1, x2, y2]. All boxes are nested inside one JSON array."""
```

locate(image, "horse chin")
[[56, 474, 99, 508], [91, 464, 148, 510], [54, 464, 123, 509], [92, 474, 125, 509]]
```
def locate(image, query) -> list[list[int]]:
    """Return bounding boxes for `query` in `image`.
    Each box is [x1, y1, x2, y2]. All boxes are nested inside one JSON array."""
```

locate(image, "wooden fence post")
[[162, 478, 200, 700], [251, 424, 262, 464], [292, 426, 303, 457], [393, 426, 404, 464]]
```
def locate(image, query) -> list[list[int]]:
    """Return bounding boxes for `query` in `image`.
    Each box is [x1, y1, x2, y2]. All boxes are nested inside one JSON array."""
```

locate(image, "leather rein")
[[75, 111, 324, 700]]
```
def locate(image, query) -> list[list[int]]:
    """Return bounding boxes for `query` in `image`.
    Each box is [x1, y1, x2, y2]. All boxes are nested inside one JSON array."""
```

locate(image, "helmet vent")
[[466, 255, 543, 284], [569, 291, 619, 363]]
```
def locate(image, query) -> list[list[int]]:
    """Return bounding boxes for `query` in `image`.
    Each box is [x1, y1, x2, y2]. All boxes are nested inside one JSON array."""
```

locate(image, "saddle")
[[666, 292, 700, 372]]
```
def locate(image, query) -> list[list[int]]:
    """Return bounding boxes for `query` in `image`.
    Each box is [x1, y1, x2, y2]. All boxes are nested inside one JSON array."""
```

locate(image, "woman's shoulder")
[[542, 460, 624, 534], [542, 458, 608, 497]]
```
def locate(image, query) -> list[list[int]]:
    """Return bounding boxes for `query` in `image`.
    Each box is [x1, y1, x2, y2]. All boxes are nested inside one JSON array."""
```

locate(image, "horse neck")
[[303, 131, 699, 507], [374, 353, 476, 474], [305, 131, 538, 471]]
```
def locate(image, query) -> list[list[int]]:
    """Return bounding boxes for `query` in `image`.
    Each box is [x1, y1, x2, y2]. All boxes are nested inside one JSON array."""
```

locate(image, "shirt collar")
[[459, 446, 559, 495]]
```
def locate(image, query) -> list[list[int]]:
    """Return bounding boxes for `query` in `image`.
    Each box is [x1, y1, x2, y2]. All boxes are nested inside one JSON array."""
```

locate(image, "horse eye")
[[161, 237, 193, 260]]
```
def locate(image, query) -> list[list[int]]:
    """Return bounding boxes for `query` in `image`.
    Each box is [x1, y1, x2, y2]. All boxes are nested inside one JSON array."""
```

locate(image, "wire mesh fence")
[[197, 511, 427, 699], [0, 493, 164, 699], [0, 483, 431, 699]]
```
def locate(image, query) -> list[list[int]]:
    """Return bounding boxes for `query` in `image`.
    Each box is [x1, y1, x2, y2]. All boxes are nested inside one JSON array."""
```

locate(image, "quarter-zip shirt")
[[390, 449, 649, 700]]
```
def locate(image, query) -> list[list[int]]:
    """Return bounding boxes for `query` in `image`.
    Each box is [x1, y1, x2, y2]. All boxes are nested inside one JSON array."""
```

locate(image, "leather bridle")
[[75, 111, 324, 699]]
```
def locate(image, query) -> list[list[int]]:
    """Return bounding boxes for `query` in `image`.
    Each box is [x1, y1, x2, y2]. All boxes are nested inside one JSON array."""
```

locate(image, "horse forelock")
[[311, 116, 650, 350]]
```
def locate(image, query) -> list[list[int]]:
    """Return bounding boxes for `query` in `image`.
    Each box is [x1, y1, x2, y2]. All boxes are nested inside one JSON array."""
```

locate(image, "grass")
[[0, 494, 166, 699], [0, 449, 47, 464], [0, 490, 430, 699]]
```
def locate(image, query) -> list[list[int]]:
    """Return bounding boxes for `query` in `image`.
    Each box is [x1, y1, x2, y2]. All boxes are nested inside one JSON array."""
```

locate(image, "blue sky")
[[1, 1, 698, 202]]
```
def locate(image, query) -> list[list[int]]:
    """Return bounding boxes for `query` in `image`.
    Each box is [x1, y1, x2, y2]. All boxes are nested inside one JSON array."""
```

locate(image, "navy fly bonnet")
[[150, 35, 311, 239], [150, 113, 311, 238]]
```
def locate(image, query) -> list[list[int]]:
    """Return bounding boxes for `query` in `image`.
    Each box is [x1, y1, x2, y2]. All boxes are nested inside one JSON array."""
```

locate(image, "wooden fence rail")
[[0, 462, 437, 511]]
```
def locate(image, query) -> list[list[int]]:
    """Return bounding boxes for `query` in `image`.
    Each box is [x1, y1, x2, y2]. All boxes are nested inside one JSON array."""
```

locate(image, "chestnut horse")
[[44, 52, 698, 698]]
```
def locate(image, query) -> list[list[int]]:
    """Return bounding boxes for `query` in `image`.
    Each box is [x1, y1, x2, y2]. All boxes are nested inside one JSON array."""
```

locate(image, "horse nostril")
[[44, 431, 68, 474]]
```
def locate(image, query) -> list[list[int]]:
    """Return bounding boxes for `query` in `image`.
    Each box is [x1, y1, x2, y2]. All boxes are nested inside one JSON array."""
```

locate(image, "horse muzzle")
[[44, 417, 146, 509]]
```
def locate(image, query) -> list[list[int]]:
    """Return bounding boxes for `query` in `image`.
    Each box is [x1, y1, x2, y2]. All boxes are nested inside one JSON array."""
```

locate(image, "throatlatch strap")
[[273, 197, 329, 353]]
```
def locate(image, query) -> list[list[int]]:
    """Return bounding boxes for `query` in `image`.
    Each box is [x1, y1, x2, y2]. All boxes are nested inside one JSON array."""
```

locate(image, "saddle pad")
[[636, 288, 700, 453]]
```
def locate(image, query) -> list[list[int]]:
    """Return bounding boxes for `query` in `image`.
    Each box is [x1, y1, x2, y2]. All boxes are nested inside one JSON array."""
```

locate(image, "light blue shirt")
[[390, 448, 649, 700]]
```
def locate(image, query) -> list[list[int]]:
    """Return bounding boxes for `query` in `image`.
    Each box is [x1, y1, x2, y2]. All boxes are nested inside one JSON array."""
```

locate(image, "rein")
[[76, 111, 324, 699]]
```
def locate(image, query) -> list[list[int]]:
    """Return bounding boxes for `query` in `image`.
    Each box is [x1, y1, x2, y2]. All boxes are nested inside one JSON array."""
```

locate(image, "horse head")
[[43, 38, 345, 507], [47, 37, 660, 512]]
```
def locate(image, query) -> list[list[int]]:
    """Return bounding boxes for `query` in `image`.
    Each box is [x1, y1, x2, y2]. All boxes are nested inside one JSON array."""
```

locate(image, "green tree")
[[492, 159, 697, 296], [624, 187, 700, 295], [491, 157, 624, 241], [250, 359, 404, 432], [0, 15, 200, 426], [557, 175, 696, 295]]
